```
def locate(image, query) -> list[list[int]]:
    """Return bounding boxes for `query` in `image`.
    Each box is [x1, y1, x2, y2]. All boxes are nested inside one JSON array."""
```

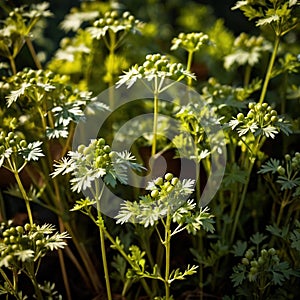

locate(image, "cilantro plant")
[[0, 221, 69, 300], [116, 53, 195, 156], [116, 173, 214, 299], [1, 0, 300, 299], [230, 232, 297, 299], [52, 138, 145, 300]]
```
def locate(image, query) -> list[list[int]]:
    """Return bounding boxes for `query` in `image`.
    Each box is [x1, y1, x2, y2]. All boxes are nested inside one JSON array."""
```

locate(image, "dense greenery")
[[1, 1, 300, 299]]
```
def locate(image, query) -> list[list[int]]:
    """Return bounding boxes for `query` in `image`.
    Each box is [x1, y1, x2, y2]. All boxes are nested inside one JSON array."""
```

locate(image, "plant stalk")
[[152, 89, 159, 156], [258, 35, 280, 104]]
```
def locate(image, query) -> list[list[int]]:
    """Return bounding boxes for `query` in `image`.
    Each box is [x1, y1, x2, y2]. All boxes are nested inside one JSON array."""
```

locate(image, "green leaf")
[[258, 158, 281, 174], [231, 264, 246, 287], [290, 229, 300, 251], [232, 240, 247, 257], [256, 14, 280, 26], [250, 232, 267, 245]]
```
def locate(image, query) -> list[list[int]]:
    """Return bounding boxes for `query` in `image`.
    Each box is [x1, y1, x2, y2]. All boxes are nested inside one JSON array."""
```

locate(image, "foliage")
[[1, 0, 300, 299]]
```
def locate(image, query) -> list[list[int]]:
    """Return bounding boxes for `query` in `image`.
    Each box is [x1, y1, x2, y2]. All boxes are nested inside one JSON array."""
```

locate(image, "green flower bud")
[[241, 257, 249, 265], [151, 189, 159, 198], [277, 166, 285, 176], [237, 113, 244, 121], [171, 177, 179, 186], [154, 177, 163, 186], [250, 260, 258, 267], [261, 249, 268, 258], [249, 266, 257, 274], [166, 185, 174, 193], [248, 102, 255, 110], [164, 173, 173, 181], [16, 226, 24, 234], [270, 116, 278, 123], [268, 248, 276, 256], [258, 257, 265, 265], [245, 249, 254, 259], [103, 145, 111, 153], [19, 140, 27, 148], [285, 154, 291, 161], [24, 223, 31, 231]]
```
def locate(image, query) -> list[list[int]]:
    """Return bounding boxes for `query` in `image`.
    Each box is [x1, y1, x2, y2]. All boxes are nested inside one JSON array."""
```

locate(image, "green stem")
[[0, 268, 21, 299], [230, 159, 255, 244], [8, 56, 17, 75], [186, 50, 194, 86], [164, 212, 171, 300], [152, 89, 159, 156], [27, 266, 43, 300], [13, 169, 33, 226], [96, 184, 112, 300], [26, 37, 42, 70], [100, 223, 153, 297], [244, 64, 252, 87], [258, 35, 280, 104]]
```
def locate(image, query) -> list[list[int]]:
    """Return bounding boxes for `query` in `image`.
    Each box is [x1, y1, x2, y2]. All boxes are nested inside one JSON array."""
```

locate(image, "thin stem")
[[0, 268, 21, 299], [96, 184, 112, 300], [230, 159, 255, 244], [152, 88, 159, 156], [26, 37, 42, 69], [186, 50, 194, 86], [258, 35, 280, 104], [244, 64, 252, 87], [98, 220, 153, 297], [13, 168, 34, 226], [164, 212, 171, 300], [8, 56, 17, 75]]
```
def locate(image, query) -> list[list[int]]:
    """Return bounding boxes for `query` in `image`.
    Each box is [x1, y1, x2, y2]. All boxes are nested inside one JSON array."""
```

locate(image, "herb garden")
[[0, 0, 300, 299]]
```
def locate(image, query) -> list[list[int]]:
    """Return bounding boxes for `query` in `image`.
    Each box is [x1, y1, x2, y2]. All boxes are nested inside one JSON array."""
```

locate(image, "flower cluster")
[[229, 102, 291, 138], [224, 32, 271, 69], [116, 173, 214, 234], [116, 53, 196, 88], [171, 32, 210, 52], [52, 138, 144, 192], [88, 10, 142, 39], [4, 69, 108, 139], [0, 222, 69, 268], [259, 152, 300, 193], [232, 246, 293, 286], [0, 131, 44, 169]]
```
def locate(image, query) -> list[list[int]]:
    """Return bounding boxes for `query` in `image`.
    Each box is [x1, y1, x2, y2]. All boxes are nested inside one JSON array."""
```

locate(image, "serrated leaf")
[[258, 158, 281, 174], [250, 232, 267, 245], [232, 240, 247, 257], [256, 14, 280, 26]]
